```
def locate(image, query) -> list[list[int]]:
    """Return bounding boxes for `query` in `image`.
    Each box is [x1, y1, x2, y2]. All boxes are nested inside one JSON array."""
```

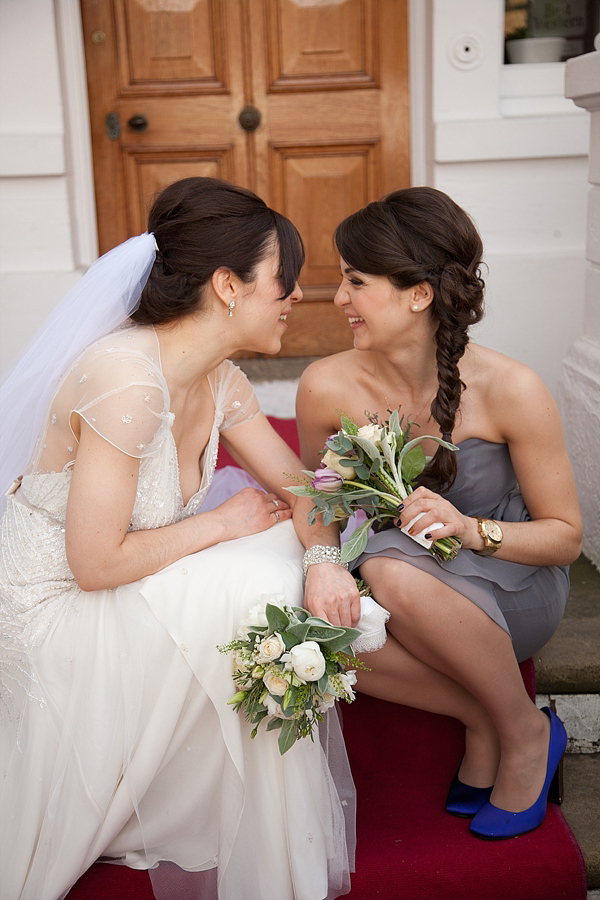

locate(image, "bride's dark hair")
[[133, 177, 305, 325], [334, 186, 485, 492]]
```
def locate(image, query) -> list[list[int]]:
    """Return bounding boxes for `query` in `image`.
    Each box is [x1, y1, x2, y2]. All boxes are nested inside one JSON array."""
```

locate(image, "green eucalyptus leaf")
[[321, 631, 362, 652], [283, 687, 294, 710], [285, 485, 317, 497], [278, 719, 298, 755], [290, 606, 309, 621], [266, 717, 284, 731], [389, 409, 403, 437], [282, 631, 300, 649], [398, 435, 458, 463], [317, 674, 330, 693], [401, 444, 427, 482], [287, 622, 312, 642], [340, 518, 372, 563], [304, 624, 346, 642], [352, 435, 381, 461], [265, 603, 290, 633], [380, 438, 399, 481]]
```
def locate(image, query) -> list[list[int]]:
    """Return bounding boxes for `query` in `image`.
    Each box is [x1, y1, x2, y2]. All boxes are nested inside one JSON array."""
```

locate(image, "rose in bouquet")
[[218, 595, 367, 755], [286, 410, 462, 564]]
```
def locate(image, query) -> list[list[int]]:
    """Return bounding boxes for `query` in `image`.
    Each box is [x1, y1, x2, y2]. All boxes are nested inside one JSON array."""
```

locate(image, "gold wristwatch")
[[475, 517, 503, 556]]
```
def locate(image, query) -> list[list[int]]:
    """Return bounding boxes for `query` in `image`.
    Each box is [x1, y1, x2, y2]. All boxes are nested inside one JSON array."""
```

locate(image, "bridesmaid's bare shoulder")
[[463, 343, 555, 441], [298, 349, 364, 404]]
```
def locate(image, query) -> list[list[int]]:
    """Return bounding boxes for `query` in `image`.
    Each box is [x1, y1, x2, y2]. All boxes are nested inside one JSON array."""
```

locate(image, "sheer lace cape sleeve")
[[211, 360, 260, 432], [30, 328, 171, 474]]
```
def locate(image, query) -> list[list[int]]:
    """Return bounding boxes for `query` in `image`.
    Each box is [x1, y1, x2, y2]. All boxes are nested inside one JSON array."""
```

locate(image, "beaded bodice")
[[0, 325, 259, 652]]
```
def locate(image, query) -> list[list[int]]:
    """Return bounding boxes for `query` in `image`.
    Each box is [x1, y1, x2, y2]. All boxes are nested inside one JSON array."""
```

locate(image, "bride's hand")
[[396, 486, 480, 548], [304, 564, 361, 628], [212, 488, 292, 541]]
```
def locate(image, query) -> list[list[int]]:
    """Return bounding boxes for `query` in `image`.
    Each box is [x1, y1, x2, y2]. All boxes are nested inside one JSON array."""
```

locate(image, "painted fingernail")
[[424, 533, 432, 539], [397, 503, 404, 511]]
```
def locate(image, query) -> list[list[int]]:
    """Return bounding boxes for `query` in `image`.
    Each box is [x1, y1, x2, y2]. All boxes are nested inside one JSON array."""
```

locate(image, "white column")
[[558, 34, 600, 568]]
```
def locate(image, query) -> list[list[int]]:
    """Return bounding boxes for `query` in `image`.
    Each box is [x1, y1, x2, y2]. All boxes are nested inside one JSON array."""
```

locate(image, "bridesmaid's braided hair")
[[334, 187, 485, 492], [133, 177, 304, 326]]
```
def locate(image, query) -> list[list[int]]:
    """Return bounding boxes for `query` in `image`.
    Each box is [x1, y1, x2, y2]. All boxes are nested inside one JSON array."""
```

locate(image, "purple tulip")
[[311, 467, 344, 493]]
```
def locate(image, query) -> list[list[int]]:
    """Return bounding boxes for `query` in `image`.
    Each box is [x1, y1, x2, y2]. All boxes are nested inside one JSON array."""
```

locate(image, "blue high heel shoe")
[[469, 707, 567, 840], [445, 766, 493, 817]]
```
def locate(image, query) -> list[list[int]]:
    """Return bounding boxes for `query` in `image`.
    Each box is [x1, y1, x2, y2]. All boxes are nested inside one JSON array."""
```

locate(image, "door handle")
[[128, 114, 149, 132], [238, 106, 261, 132]]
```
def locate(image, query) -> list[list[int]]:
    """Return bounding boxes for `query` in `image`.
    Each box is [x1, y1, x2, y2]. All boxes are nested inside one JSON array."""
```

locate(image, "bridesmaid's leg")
[[356, 633, 501, 788], [360, 557, 551, 814]]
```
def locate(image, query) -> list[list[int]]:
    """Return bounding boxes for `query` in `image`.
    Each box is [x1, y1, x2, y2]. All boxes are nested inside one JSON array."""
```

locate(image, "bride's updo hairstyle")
[[334, 186, 485, 492], [133, 176, 305, 325]]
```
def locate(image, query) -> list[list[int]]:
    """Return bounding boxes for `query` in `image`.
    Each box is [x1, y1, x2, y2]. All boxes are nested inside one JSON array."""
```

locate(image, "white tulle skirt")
[[1, 521, 355, 900]]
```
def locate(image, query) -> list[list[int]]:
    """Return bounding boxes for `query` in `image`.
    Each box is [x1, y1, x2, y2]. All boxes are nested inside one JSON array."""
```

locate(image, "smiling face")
[[236, 241, 303, 354], [334, 258, 416, 351]]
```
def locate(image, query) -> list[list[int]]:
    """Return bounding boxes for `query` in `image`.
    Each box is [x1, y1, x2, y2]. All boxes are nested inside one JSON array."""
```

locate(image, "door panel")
[[81, 0, 409, 357], [266, 0, 377, 89], [270, 142, 379, 287], [124, 149, 234, 235], [117, 0, 228, 91]]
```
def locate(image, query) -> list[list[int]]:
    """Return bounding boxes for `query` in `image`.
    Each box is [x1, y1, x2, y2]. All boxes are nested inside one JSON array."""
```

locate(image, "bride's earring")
[[412, 304, 419, 311], [228, 300, 235, 317]]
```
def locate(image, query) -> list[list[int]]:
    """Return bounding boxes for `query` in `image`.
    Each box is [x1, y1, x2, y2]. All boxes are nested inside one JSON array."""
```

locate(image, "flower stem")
[[343, 481, 399, 507]]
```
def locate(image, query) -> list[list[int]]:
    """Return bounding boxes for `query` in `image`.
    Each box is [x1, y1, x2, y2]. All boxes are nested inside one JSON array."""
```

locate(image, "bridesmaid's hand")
[[304, 564, 361, 628], [396, 486, 482, 549]]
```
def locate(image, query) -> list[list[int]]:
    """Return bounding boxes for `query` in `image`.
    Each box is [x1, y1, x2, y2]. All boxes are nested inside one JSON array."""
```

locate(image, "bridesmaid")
[[296, 186, 582, 839]]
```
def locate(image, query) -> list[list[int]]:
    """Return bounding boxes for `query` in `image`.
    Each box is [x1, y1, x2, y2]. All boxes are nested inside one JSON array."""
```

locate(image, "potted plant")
[[505, 24, 565, 63]]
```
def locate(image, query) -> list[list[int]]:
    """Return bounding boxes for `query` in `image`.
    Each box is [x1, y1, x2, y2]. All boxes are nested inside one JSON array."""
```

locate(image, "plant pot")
[[506, 36, 565, 63]]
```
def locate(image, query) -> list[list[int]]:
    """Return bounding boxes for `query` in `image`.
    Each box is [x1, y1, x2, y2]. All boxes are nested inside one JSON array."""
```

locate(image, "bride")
[[0, 177, 361, 900]]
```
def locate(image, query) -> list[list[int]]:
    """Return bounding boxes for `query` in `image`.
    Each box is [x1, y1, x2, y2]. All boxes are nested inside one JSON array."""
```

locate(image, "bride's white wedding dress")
[[0, 326, 354, 900]]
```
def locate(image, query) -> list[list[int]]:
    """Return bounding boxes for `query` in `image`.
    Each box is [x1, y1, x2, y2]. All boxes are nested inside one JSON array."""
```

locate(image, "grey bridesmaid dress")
[[354, 438, 569, 662]]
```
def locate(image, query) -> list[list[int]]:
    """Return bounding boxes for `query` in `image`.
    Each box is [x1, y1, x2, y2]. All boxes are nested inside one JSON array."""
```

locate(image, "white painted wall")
[[0, 0, 591, 406], [0, 0, 94, 373], [425, 0, 590, 396]]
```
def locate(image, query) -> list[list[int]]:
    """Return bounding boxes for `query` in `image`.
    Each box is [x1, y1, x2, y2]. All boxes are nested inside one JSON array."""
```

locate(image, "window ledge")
[[434, 113, 589, 162]]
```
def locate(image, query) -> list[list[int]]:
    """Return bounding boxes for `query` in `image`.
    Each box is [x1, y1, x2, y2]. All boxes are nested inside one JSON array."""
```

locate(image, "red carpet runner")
[[69, 418, 586, 899]]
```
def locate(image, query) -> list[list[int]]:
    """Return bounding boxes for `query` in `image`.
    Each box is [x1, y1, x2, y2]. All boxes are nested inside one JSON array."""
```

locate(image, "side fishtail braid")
[[420, 259, 485, 491]]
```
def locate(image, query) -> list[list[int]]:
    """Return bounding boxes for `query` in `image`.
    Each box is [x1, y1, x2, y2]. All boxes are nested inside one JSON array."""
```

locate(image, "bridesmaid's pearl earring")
[[412, 305, 419, 311], [228, 300, 235, 317]]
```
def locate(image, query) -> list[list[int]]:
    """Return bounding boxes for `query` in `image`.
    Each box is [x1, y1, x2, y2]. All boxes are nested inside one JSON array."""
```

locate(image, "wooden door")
[[81, 0, 410, 357]]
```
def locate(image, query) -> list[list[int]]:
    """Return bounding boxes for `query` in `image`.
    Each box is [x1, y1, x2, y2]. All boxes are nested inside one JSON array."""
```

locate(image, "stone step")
[[535, 555, 600, 696], [562, 752, 600, 892]]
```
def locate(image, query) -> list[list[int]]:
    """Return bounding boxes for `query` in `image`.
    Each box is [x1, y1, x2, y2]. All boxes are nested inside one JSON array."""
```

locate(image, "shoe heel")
[[549, 757, 564, 805]]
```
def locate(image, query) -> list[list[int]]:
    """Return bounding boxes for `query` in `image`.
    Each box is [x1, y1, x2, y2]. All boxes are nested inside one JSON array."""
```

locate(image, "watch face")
[[484, 521, 502, 543]]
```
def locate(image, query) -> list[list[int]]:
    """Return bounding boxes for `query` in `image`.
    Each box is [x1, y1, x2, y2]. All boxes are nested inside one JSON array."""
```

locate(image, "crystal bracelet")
[[302, 545, 348, 576]]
